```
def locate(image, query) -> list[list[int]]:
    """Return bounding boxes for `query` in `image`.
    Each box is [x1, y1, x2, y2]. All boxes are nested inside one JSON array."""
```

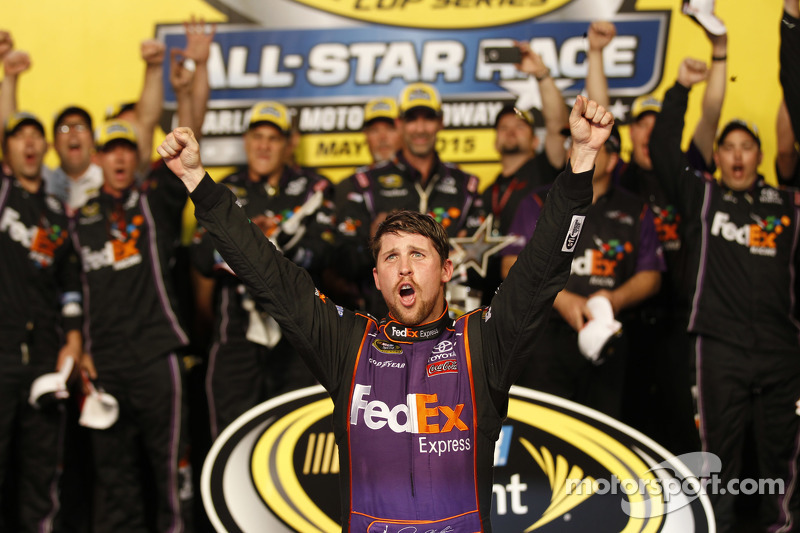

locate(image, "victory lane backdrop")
[[1, 0, 788, 187], [203, 385, 715, 532]]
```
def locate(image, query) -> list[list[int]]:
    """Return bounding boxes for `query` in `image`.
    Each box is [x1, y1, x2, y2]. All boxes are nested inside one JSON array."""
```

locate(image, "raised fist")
[[0, 31, 13, 62], [569, 95, 614, 153], [588, 21, 617, 52], [141, 39, 165, 66], [4, 50, 31, 77], [678, 57, 709, 88]]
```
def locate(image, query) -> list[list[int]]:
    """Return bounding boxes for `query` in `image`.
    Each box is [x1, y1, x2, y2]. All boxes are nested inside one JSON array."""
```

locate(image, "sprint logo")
[[711, 212, 790, 257], [349, 384, 467, 434]]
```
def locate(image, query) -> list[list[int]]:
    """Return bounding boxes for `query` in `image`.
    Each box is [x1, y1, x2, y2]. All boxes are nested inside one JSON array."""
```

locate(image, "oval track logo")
[[202, 385, 713, 532], [288, 0, 575, 29]]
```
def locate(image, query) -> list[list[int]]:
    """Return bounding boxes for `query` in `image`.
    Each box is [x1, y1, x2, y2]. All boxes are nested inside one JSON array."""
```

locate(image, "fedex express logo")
[[350, 384, 468, 434], [571, 236, 632, 287], [391, 326, 439, 339], [711, 212, 790, 257], [0, 207, 67, 268], [652, 204, 681, 251]]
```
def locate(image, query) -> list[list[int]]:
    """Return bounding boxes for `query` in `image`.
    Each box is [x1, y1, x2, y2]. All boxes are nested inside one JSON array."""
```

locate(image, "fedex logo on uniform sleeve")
[[349, 384, 467, 434]]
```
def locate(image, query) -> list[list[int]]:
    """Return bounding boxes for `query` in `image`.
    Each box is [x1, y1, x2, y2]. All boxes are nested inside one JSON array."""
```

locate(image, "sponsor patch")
[[427, 359, 458, 377], [378, 174, 403, 188], [285, 177, 308, 196], [562, 215, 585, 253], [372, 339, 402, 354], [759, 188, 783, 205]]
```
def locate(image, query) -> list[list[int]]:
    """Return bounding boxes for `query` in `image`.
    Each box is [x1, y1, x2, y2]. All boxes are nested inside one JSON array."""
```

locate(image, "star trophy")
[[447, 214, 517, 317]]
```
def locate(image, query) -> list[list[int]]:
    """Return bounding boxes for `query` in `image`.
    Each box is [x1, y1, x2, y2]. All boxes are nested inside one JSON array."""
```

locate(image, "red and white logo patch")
[[426, 360, 458, 377]]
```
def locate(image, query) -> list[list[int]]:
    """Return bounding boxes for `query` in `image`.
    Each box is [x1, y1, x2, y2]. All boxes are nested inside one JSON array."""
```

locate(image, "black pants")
[[623, 312, 699, 455], [92, 353, 191, 533], [695, 335, 800, 533], [0, 354, 64, 533], [516, 319, 628, 419], [206, 336, 316, 440]]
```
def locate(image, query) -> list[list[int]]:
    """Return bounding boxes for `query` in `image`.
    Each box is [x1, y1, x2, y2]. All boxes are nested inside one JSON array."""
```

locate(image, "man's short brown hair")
[[371, 210, 450, 265]]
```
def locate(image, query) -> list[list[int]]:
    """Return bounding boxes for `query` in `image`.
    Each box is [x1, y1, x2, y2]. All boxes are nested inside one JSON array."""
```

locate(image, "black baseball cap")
[[4, 112, 45, 139], [716, 119, 761, 149], [494, 104, 535, 130], [53, 105, 93, 137]]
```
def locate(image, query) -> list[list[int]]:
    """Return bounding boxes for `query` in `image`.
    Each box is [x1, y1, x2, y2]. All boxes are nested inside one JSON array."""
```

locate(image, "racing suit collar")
[[381, 305, 451, 343], [394, 149, 443, 185]]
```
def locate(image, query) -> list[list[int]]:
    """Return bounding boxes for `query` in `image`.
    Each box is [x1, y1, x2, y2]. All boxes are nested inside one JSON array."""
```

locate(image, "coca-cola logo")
[[426, 359, 458, 377]]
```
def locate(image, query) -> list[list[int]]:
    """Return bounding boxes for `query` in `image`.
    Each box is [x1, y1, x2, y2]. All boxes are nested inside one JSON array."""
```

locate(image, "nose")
[[398, 256, 413, 276]]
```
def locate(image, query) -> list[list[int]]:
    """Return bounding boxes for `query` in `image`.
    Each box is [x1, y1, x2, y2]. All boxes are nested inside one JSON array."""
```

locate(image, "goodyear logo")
[[202, 386, 713, 532], [289, 0, 574, 29]]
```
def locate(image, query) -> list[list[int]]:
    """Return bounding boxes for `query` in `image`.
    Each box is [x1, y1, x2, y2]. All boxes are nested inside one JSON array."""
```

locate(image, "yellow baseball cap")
[[95, 120, 138, 150], [248, 101, 291, 134], [4, 111, 45, 138], [364, 98, 399, 125], [398, 83, 442, 117], [630, 96, 662, 121]]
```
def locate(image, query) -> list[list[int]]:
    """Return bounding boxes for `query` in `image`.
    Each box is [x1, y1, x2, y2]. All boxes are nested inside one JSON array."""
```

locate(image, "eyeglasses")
[[57, 123, 89, 134]]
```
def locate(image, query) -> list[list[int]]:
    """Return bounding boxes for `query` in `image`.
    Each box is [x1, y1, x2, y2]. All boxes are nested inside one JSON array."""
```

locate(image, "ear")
[[441, 258, 454, 284], [605, 152, 619, 175], [531, 134, 540, 152], [288, 130, 300, 153], [373, 267, 381, 291]]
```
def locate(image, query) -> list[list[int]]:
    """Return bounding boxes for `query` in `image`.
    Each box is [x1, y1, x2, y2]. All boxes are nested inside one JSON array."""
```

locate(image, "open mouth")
[[399, 283, 416, 306]]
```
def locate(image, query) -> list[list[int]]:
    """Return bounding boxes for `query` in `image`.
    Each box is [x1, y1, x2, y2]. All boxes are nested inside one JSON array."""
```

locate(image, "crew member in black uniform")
[[501, 125, 664, 418], [650, 56, 800, 533], [335, 82, 483, 315], [72, 120, 192, 533], [362, 97, 401, 164], [477, 42, 569, 305], [585, 17, 728, 451], [191, 101, 335, 439], [778, 0, 800, 186], [0, 112, 83, 533]]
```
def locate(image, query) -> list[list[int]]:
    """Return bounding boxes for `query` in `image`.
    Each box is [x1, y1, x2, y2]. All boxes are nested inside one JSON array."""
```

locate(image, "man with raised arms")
[[158, 96, 612, 532]]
